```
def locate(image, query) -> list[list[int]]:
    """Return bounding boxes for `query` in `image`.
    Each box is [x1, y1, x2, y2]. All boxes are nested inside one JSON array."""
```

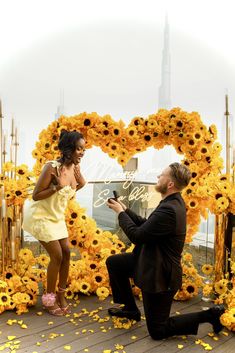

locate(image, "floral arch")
[[33, 108, 235, 244]]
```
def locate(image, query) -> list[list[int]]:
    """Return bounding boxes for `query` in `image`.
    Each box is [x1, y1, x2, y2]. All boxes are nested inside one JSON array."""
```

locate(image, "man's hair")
[[169, 162, 191, 191]]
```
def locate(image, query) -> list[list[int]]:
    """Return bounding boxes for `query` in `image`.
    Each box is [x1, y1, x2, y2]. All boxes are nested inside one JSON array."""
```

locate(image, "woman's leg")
[[40, 240, 63, 314], [57, 238, 71, 312]]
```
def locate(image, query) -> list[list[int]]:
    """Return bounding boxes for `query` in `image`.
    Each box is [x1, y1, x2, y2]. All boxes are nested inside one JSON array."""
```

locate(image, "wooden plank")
[[0, 295, 233, 353]]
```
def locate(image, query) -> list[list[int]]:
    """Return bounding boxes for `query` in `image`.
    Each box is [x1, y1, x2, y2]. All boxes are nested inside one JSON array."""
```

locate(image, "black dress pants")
[[106, 253, 202, 340]]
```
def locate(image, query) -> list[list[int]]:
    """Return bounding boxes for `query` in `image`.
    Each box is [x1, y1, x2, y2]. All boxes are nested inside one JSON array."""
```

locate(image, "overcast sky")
[[0, 0, 235, 169]]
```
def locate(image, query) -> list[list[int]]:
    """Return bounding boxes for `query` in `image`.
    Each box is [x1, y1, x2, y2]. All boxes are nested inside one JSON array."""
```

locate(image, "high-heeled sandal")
[[57, 287, 72, 314], [42, 293, 64, 316]]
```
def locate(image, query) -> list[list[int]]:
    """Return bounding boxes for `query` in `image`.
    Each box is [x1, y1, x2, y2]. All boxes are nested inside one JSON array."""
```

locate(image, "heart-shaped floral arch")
[[33, 108, 235, 244]]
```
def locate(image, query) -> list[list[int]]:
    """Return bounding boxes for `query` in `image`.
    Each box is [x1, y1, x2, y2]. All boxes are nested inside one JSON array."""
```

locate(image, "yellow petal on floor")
[[7, 336, 16, 341], [181, 335, 187, 339], [195, 339, 202, 344], [175, 311, 180, 315], [36, 312, 43, 316], [12, 345, 20, 349], [103, 350, 112, 353], [60, 334, 64, 337], [131, 336, 137, 339], [115, 344, 124, 349], [208, 332, 214, 337], [82, 329, 87, 333], [48, 321, 54, 325], [102, 329, 107, 332], [17, 320, 23, 325], [36, 342, 41, 346], [21, 324, 27, 329], [222, 331, 229, 336], [84, 349, 89, 352], [13, 340, 21, 344], [178, 344, 184, 349], [73, 313, 80, 318], [213, 337, 219, 341], [64, 345, 72, 350]]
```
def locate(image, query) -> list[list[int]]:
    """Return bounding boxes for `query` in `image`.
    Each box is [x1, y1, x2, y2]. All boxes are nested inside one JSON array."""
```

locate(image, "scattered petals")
[[222, 331, 229, 336]]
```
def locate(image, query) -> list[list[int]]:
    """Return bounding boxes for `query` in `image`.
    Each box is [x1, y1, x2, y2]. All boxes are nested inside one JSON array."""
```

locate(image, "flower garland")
[[174, 252, 203, 301], [32, 108, 235, 243], [0, 162, 34, 206], [200, 261, 235, 332]]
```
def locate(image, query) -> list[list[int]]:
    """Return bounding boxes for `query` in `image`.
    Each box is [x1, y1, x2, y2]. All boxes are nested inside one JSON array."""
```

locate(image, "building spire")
[[158, 14, 171, 109], [55, 89, 65, 119]]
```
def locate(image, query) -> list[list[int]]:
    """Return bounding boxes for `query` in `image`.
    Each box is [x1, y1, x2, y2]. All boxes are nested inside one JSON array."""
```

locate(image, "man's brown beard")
[[155, 183, 168, 194]]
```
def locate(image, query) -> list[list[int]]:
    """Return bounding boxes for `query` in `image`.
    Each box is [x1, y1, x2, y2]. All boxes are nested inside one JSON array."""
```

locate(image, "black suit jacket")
[[118, 192, 186, 293]]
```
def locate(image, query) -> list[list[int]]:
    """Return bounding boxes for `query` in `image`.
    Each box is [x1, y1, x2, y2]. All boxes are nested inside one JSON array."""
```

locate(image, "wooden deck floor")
[[0, 295, 234, 353]]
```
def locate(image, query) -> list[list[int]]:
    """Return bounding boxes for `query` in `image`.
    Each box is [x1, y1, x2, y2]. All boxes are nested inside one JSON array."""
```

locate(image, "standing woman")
[[23, 130, 86, 316]]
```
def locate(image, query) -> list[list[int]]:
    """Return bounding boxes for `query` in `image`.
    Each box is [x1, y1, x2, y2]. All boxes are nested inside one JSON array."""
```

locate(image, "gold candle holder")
[[225, 94, 231, 175], [0, 100, 23, 273], [214, 214, 227, 281]]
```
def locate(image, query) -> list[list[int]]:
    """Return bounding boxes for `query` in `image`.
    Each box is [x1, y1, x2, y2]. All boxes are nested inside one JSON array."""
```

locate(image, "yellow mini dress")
[[23, 161, 75, 243]]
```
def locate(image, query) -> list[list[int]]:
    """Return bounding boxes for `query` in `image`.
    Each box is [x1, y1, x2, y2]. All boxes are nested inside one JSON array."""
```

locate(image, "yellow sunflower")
[[36, 254, 50, 267], [79, 281, 91, 294], [201, 264, 213, 276], [96, 287, 110, 300], [0, 292, 11, 306], [214, 279, 228, 295]]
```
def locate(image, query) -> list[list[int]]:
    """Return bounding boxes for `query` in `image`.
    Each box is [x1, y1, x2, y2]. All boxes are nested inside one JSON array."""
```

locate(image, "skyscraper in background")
[[152, 14, 179, 170], [158, 14, 171, 110], [55, 90, 65, 119]]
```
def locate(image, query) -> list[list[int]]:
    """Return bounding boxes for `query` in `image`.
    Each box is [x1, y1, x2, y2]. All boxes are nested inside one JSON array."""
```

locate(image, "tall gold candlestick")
[[0, 99, 3, 173], [11, 118, 14, 140], [11, 225, 16, 262], [225, 94, 230, 174], [14, 127, 19, 179], [3, 133, 7, 165]]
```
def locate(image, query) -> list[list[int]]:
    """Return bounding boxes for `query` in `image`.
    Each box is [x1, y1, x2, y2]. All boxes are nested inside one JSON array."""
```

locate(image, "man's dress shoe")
[[208, 304, 225, 334], [108, 307, 141, 321]]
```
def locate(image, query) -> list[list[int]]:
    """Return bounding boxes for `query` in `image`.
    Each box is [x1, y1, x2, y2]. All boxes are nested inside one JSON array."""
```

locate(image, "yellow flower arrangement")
[[30, 108, 235, 244], [1, 162, 34, 207], [174, 252, 203, 301], [1, 108, 235, 317]]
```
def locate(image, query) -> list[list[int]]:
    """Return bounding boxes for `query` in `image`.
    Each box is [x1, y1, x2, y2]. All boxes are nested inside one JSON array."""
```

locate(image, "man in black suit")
[[106, 162, 224, 340]]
